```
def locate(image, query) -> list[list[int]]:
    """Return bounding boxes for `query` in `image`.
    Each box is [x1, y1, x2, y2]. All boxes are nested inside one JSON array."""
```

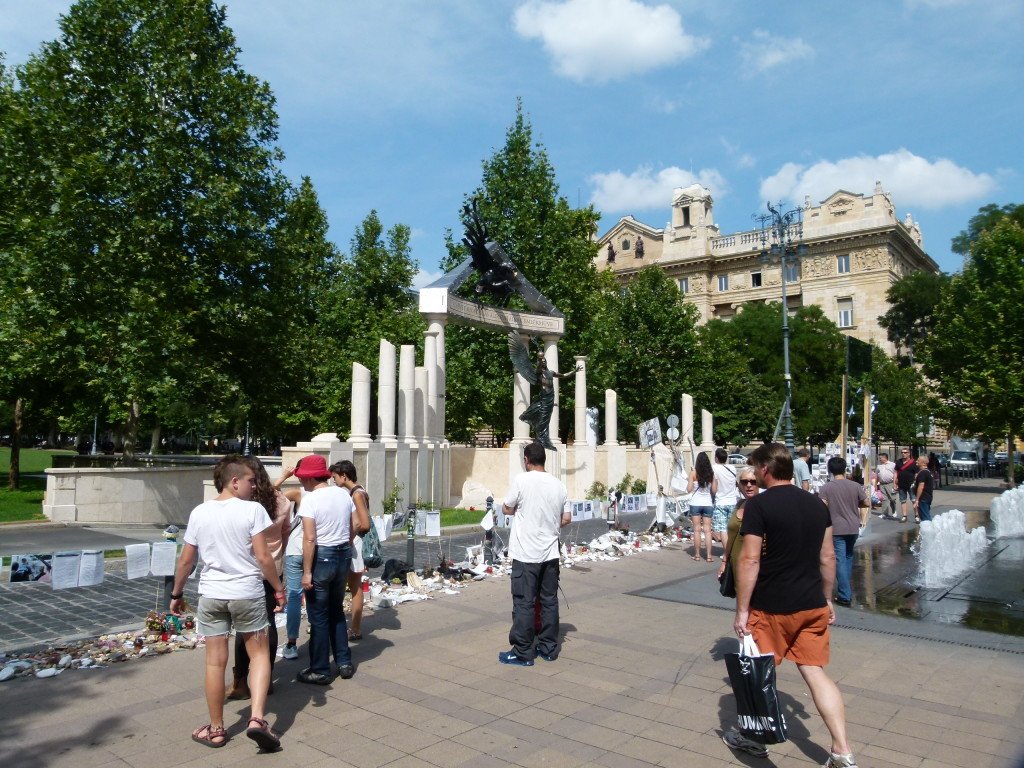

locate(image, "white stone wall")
[[43, 466, 209, 525]]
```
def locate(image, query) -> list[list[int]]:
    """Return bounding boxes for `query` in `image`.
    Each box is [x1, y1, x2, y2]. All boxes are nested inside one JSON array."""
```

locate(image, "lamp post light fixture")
[[755, 202, 808, 455]]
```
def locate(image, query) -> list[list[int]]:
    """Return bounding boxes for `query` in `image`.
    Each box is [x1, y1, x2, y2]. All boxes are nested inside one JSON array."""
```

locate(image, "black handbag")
[[718, 558, 736, 598]]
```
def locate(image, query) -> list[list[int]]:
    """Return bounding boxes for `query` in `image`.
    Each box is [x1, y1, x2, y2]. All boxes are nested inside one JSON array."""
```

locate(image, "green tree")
[[922, 218, 1024, 445], [951, 203, 1024, 256], [863, 347, 933, 446], [312, 210, 422, 434], [877, 271, 951, 364], [4, 0, 294, 457], [702, 303, 845, 445], [441, 102, 602, 442]]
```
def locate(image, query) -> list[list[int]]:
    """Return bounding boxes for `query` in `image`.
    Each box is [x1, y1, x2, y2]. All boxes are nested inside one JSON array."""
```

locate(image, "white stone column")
[[397, 344, 415, 440], [427, 316, 447, 441], [424, 330, 438, 439], [377, 339, 397, 442], [701, 408, 714, 446], [682, 394, 694, 444], [605, 389, 618, 445], [513, 334, 530, 440], [681, 393, 695, 470], [574, 356, 588, 444], [414, 366, 427, 441], [542, 335, 560, 445], [350, 363, 372, 443]]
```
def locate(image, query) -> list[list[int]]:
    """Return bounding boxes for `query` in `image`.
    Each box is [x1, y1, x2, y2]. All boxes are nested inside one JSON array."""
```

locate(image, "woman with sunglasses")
[[718, 466, 759, 585]]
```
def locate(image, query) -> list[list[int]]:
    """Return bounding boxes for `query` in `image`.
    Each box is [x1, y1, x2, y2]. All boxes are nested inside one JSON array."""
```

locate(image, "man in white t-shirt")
[[712, 448, 739, 556], [170, 456, 286, 751], [295, 454, 356, 685], [499, 441, 571, 666]]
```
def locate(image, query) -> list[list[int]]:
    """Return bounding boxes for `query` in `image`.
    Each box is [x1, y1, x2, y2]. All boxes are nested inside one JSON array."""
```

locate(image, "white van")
[[949, 450, 979, 470]]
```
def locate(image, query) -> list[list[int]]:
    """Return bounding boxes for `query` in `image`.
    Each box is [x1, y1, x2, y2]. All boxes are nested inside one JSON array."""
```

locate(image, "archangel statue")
[[508, 332, 579, 450]]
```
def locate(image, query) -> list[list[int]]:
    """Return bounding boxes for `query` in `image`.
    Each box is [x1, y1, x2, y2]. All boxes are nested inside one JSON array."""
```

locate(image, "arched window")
[[621, 238, 631, 251]]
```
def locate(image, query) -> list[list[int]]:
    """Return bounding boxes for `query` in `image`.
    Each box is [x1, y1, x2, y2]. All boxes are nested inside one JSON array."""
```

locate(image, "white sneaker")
[[824, 752, 858, 768], [282, 644, 299, 660], [722, 729, 768, 758]]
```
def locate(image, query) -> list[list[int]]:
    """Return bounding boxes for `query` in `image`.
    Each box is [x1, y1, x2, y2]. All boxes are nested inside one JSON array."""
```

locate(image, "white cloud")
[[720, 137, 756, 169], [513, 0, 709, 83], [412, 268, 444, 290], [589, 165, 726, 213], [739, 29, 813, 74], [759, 149, 996, 210]]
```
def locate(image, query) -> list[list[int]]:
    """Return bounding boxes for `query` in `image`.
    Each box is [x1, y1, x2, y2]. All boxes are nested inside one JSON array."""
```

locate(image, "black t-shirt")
[[739, 485, 831, 614], [913, 469, 934, 504], [896, 458, 917, 491]]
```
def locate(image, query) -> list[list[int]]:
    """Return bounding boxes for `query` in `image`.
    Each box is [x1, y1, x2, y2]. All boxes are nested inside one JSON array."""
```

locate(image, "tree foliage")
[[702, 303, 845, 445], [951, 203, 1024, 256], [441, 102, 601, 442], [0, 0, 323, 456], [877, 270, 951, 364], [922, 217, 1024, 441], [311, 210, 422, 434]]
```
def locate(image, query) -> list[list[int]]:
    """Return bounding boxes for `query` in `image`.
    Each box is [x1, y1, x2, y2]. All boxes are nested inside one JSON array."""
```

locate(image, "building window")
[[837, 254, 851, 274], [682, 207, 691, 227], [622, 238, 631, 251], [678, 277, 689, 294], [837, 298, 853, 328], [784, 262, 799, 283], [718, 274, 729, 292], [750, 271, 762, 288]]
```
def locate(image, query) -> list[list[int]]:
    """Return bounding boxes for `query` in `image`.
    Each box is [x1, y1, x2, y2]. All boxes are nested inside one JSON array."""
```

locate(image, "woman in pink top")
[[226, 457, 291, 700]]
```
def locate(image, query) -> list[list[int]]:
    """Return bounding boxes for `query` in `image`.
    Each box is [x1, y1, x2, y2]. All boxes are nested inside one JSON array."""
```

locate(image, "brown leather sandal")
[[192, 723, 227, 748], [246, 717, 281, 751]]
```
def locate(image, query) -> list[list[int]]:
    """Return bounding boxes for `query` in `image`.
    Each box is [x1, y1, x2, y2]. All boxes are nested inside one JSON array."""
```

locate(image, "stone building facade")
[[596, 181, 939, 353]]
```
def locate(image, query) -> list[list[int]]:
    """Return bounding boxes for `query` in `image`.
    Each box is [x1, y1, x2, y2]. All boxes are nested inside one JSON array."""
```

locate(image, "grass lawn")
[[439, 507, 486, 527], [0, 448, 74, 523]]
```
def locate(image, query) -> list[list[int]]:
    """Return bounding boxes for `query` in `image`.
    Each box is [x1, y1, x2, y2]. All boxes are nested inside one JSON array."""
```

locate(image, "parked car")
[[727, 453, 748, 466], [949, 450, 979, 471], [936, 453, 949, 468]]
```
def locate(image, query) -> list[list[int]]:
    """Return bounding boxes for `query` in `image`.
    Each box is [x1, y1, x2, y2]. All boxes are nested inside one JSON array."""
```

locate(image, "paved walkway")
[[0, 513, 652, 654], [4, 488, 1024, 768]]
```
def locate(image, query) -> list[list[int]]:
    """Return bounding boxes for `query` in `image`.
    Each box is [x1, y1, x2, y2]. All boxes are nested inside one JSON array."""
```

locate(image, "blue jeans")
[[917, 501, 932, 522], [285, 554, 304, 641], [833, 533, 858, 603], [305, 543, 352, 675]]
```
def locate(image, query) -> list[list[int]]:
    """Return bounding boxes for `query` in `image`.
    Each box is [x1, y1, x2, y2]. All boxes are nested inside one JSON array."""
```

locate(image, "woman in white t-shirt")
[[687, 452, 718, 562], [274, 461, 306, 661]]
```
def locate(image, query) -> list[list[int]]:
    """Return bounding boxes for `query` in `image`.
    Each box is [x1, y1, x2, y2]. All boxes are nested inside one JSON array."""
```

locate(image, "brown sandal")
[[246, 717, 281, 751], [192, 723, 227, 748]]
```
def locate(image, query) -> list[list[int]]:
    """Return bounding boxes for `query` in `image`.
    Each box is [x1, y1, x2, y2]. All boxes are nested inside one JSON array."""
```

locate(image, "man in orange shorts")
[[726, 442, 858, 768]]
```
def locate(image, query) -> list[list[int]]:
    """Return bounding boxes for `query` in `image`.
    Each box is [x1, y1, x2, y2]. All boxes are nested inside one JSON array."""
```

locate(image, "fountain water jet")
[[990, 484, 1024, 538], [916, 509, 989, 588]]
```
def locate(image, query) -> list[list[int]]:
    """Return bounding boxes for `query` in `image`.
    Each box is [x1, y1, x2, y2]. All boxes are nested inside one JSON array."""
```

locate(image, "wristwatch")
[[170, 592, 184, 600]]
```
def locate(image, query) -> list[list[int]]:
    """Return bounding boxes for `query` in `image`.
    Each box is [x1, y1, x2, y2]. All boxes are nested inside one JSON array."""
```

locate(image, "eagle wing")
[[507, 332, 538, 385]]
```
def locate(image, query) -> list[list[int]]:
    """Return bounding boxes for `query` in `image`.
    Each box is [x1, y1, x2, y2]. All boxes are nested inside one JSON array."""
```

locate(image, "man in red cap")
[[294, 455, 356, 684]]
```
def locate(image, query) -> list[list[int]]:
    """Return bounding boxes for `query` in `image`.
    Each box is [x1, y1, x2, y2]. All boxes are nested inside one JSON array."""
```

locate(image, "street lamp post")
[[755, 202, 807, 454]]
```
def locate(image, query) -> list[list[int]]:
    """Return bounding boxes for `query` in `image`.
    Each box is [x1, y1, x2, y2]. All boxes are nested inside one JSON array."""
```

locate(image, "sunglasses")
[[739, 479, 758, 486]]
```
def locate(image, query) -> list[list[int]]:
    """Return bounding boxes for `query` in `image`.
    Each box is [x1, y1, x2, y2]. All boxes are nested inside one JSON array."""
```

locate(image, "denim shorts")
[[689, 505, 714, 519], [196, 595, 269, 637]]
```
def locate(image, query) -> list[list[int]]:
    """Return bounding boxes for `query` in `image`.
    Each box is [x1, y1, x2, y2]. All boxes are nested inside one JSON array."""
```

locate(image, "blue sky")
[[3, 0, 1020, 283]]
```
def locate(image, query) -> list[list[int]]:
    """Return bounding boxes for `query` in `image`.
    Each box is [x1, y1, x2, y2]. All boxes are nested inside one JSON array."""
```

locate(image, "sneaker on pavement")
[[722, 729, 768, 758], [497, 650, 534, 667], [823, 752, 858, 768], [282, 644, 298, 660]]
